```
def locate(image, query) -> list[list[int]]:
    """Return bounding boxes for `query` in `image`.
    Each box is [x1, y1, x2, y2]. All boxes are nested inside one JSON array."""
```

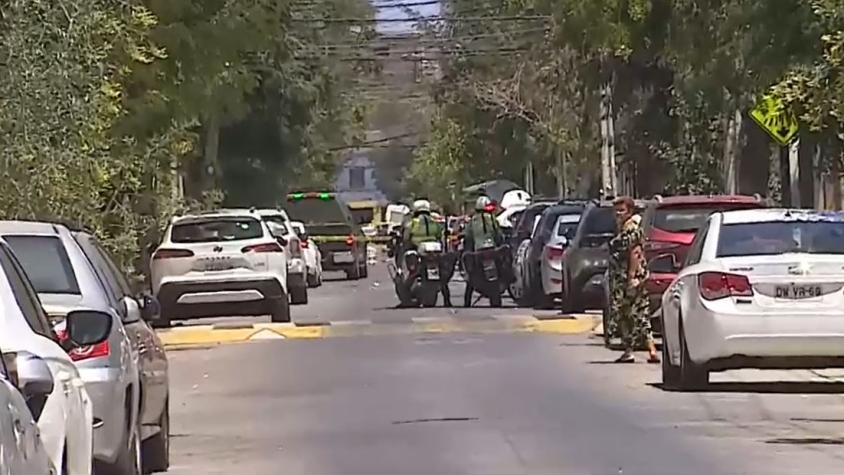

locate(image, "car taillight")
[[645, 241, 680, 252], [698, 272, 753, 300], [242, 242, 284, 253], [152, 249, 194, 260], [546, 245, 566, 260], [56, 329, 110, 362], [346, 235, 356, 246], [300, 240, 309, 249]]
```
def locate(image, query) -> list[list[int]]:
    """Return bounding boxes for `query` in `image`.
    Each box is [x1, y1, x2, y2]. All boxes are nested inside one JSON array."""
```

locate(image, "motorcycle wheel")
[[420, 285, 439, 307], [490, 286, 503, 308]]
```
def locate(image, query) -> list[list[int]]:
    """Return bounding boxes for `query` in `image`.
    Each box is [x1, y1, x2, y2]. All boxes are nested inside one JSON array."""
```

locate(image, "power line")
[[327, 131, 424, 151], [303, 27, 549, 49]]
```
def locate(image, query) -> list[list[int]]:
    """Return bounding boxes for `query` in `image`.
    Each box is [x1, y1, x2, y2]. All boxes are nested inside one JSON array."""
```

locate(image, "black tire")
[[270, 294, 291, 323], [307, 272, 320, 288], [151, 304, 171, 329], [98, 411, 141, 475], [360, 262, 368, 279], [420, 285, 438, 307], [561, 273, 585, 313], [660, 314, 681, 389], [142, 400, 170, 474], [345, 265, 360, 280], [290, 284, 308, 305], [679, 319, 709, 390], [490, 288, 503, 308]]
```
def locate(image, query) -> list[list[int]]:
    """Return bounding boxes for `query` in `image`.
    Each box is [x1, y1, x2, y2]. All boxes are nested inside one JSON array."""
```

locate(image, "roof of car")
[[172, 211, 263, 224], [652, 194, 763, 206], [719, 209, 844, 225], [544, 204, 586, 215], [0, 220, 68, 236]]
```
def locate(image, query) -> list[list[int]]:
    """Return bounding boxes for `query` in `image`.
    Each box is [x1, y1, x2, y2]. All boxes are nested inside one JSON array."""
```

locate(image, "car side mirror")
[[62, 310, 113, 351], [140, 294, 160, 321], [649, 254, 680, 274], [15, 352, 54, 421], [121, 296, 142, 324]]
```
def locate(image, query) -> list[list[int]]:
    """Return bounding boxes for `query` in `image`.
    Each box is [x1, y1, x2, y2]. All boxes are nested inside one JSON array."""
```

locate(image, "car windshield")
[[4, 235, 81, 294], [655, 204, 759, 233], [556, 214, 581, 237], [717, 220, 844, 257], [286, 197, 348, 224], [171, 217, 264, 243]]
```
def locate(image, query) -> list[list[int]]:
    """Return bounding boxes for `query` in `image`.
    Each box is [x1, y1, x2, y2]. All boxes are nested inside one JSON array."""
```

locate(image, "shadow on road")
[[648, 381, 844, 394]]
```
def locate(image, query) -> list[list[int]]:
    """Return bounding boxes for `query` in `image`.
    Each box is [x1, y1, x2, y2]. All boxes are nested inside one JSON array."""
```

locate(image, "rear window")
[[717, 221, 844, 257], [286, 197, 348, 224], [655, 204, 760, 233], [351, 208, 374, 225], [582, 207, 615, 235], [4, 235, 80, 294], [556, 214, 580, 237], [171, 217, 264, 243]]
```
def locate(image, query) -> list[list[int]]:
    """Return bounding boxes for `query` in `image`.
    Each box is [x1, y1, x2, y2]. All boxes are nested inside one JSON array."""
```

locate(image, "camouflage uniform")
[[607, 215, 652, 351]]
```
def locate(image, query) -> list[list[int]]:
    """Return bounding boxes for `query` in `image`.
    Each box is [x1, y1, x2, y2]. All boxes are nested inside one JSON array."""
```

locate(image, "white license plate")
[[202, 260, 234, 271], [775, 284, 823, 300], [427, 268, 440, 280], [333, 252, 354, 263]]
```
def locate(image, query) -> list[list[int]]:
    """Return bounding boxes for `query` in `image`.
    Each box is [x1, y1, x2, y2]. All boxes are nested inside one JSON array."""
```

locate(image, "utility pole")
[[607, 81, 618, 195], [556, 148, 564, 199], [525, 161, 534, 195], [599, 81, 612, 197], [789, 139, 800, 207]]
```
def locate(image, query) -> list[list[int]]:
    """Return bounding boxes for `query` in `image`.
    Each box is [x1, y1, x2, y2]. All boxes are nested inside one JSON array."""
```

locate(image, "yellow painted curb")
[[519, 317, 600, 334]]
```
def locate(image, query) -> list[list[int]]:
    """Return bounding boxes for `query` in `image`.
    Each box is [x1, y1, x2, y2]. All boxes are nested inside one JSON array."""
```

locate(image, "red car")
[[641, 194, 767, 329]]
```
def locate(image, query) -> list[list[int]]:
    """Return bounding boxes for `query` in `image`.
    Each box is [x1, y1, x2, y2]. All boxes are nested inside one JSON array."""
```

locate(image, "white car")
[[660, 209, 844, 390], [290, 221, 323, 288], [0, 350, 56, 475], [0, 236, 112, 475], [251, 209, 308, 305], [150, 210, 291, 326]]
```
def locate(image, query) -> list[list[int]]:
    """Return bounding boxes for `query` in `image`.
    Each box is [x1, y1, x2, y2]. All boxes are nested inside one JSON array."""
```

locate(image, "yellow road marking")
[[157, 316, 599, 349]]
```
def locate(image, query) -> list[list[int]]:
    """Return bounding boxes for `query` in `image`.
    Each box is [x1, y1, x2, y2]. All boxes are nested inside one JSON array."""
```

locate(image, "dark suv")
[[285, 192, 368, 280]]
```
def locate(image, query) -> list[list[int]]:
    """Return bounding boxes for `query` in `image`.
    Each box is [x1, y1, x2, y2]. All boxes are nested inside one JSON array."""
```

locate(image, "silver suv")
[[0, 221, 159, 475], [151, 210, 291, 325]]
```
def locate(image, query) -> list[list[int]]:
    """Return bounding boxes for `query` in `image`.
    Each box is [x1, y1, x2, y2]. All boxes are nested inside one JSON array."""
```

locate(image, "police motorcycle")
[[463, 232, 511, 308], [388, 238, 445, 308]]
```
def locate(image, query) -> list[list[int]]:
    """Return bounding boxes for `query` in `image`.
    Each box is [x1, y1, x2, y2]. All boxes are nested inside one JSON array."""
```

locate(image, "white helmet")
[[475, 195, 493, 212], [412, 199, 431, 213]]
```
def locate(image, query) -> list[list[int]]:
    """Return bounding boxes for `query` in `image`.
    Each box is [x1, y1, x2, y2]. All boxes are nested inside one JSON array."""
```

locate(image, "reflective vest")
[[408, 214, 442, 245], [471, 212, 499, 250]]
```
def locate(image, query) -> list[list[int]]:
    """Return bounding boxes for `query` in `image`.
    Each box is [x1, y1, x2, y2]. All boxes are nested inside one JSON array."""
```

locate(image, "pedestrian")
[[608, 196, 659, 363]]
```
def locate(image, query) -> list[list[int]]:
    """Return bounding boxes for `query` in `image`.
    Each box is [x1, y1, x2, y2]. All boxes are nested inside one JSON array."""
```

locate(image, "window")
[[684, 225, 709, 267], [73, 234, 122, 308], [349, 167, 366, 190], [555, 214, 581, 238], [4, 235, 80, 294], [171, 217, 264, 243], [653, 204, 762, 233], [582, 207, 615, 236], [716, 221, 844, 258], [0, 244, 54, 339]]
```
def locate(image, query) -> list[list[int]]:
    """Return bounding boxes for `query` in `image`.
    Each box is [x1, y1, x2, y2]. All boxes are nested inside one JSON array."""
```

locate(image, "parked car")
[[0, 221, 156, 475], [0, 234, 112, 475], [290, 221, 323, 288], [0, 349, 56, 475], [523, 204, 586, 308], [70, 231, 170, 473], [564, 200, 649, 313], [250, 209, 309, 305], [641, 194, 767, 323], [285, 192, 368, 280], [151, 210, 291, 325], [508, 201, 556, 263], [661, 209, 844, 390]]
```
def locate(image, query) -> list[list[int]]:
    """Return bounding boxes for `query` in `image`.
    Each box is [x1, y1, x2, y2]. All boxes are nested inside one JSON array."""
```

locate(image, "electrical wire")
[[291, 15, 550, 24]]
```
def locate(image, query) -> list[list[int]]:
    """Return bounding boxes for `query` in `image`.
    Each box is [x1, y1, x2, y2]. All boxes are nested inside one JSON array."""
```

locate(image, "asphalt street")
[[165, 264, 844, 475]]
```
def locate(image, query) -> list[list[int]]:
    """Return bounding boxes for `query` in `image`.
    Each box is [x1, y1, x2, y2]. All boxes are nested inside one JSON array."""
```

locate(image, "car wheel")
[[290, 283, 308, 305], [270, 294, 291, 323], [490, 289, 503, 308], [345, 264, 360, 280], [151, 304, 171, 329], [660, 314, 681, 389], [679, 319, 709, 391], [307, 272, 320, 288], [99, 412, 141, 475], [359, 261, 368, 279], [142, 399, 170, 474]]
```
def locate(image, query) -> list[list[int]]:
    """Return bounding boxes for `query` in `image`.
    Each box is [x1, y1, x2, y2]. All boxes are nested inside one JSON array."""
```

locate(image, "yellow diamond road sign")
[[749, 95, 799, 147]]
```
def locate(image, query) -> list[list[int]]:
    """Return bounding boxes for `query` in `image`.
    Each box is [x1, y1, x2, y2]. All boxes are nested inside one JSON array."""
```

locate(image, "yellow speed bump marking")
[[518, 316, 600, 334]]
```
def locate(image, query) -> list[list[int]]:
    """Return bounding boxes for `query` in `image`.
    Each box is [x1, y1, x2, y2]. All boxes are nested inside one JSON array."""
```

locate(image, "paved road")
[[164, 265, 844, 475]]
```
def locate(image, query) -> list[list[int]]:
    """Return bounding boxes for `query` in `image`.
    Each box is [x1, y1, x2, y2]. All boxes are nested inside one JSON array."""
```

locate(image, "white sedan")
[[660, 209, 844, 390], [290, 221, 323, 288]]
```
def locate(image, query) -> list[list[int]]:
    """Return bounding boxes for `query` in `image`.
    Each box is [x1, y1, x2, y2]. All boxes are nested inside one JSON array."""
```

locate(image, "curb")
[[157, 315, 600, 349]]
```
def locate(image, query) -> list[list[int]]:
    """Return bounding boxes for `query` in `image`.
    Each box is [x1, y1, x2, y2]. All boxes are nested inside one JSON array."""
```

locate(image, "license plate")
[[333, 252, 354, 263], [202, 258, 233, 272], [775, 284, 823, 300], [483, 260, 497, 280], [427, 267, 440, 280]]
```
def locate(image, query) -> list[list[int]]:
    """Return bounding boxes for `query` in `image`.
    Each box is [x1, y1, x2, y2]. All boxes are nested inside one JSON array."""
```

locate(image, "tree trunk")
[[798, 134, 816, 208], [738, 117, 770, 195]]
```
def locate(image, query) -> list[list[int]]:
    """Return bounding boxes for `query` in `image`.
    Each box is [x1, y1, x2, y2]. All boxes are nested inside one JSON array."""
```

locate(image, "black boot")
[[464, 286, 473, 307]]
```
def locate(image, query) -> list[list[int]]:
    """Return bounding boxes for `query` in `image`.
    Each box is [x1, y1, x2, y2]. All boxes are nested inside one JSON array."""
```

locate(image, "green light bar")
[[290, 193, 304, 200], [319, 192, 331, 200]]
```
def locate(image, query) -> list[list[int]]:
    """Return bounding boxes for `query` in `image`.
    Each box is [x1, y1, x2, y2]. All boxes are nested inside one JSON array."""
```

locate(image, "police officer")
[[462, 195, 505, 307], [400, 199, 452, 306]]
